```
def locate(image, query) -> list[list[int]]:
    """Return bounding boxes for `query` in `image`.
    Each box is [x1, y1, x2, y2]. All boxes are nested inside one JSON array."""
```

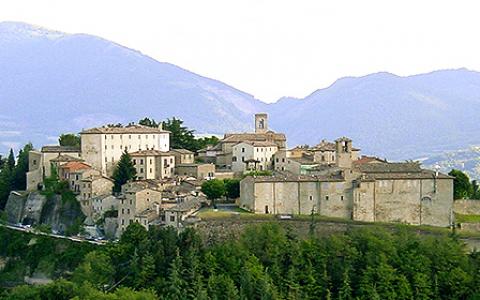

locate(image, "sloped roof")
[[171, 148, 194, 154], [234, 140, 278, 147], [59, 161, 91, 172], [50, 154, 84, 163], [353, 156, 387, 165], [222, 132, 286, 143], [81, 124, 169, 134], [130, 150, 174, 157], [41, 146, 80, 153]]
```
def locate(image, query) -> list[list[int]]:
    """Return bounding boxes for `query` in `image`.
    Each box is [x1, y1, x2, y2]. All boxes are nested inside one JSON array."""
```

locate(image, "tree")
[[195, 136, 220, 151], [6, 148, 15, 170], [139, 117, 159, 128], [59, 134, 81, 148], [162, 118, 197, 151], [0, 163, 14, 210], [72, 251, 114, 287], [449, 169, 473, 199], [13, 143, 33, 190], [112, 150, 136, 193], [201, 179, 226, 207], [224, 179, 240, 200]]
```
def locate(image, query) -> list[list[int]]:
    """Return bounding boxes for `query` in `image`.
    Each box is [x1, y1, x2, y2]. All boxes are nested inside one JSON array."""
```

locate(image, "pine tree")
[[0, 164, 14, 210], [6, 149, 15, 170], [112, 150, 136, 193]]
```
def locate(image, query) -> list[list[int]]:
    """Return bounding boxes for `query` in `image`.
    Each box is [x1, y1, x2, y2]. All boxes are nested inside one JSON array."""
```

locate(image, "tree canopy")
[[112, 150, 137, 193], [449, 169, 478, 199], [138, 117, 219, 152], [201, 179, 226, 202], [3, 223, 480, 299], [59, 133, 81, 148]]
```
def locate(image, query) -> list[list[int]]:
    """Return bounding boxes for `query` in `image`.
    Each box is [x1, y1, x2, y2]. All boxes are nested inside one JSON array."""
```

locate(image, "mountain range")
[[2, 21, 480, 167]]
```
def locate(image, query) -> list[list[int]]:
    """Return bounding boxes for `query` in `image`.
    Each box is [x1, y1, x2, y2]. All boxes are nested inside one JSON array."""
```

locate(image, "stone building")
[[91, 195, 119, 219], [205, 113, 286, 169], [274, 139, 360, 174], [26, 146, 81, 191], [130, 150, 175, 180], [240, 137, 454, 227], [117, 181, 162, 236], [231, 141, 278, 173], [171, 149, 194, 164], [80, 124, 170, 176], [175, 163, 215, 179], [58, 161, 96, 193]]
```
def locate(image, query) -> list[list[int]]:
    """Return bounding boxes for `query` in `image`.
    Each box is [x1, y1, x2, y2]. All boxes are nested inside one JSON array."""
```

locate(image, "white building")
[[80, 124, 170, 176], [231, 141, 278, 173]]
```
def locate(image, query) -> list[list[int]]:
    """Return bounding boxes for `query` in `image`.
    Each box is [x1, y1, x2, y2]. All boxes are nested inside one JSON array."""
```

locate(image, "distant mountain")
[[0, 22, 265, 153], [268, 69, 480, 159], [2, 21, 480, 163], [421, 146, 480, 180]]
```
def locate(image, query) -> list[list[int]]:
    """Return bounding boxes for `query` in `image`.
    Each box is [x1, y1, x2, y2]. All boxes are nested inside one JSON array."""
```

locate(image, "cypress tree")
[[13, 143, 33, 190], [112, 150, 136, 193], [6, 149, 15, 170]]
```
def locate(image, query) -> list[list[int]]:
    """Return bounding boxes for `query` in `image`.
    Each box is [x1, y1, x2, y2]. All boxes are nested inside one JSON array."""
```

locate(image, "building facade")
[[240, 138, 454, 227], [130, 150, 175, 180], [80, 124, 170, 176]]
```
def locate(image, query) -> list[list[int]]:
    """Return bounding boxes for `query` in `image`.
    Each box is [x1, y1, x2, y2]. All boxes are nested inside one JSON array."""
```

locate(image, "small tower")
[[255, 113, 268, 134], [335, 137, 353, 169]]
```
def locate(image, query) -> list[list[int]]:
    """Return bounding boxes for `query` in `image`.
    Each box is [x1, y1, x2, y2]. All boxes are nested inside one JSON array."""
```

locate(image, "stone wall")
[[453, 200, 480, 215]]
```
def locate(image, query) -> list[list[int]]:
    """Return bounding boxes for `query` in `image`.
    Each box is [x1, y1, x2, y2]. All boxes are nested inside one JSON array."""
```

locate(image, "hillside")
[[2, 22, 480, 161], [0, 22, 265, 153]]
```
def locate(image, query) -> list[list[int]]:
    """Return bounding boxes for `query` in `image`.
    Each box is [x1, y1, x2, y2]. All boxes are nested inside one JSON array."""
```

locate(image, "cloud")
[[0, 130, 21, 137], [1, 141, 20, 150]]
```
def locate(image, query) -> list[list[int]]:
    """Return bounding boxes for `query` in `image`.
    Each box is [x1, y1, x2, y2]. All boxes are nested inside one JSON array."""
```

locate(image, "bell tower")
[[335, 137, 353, 168], [255, 113, 268, 134]]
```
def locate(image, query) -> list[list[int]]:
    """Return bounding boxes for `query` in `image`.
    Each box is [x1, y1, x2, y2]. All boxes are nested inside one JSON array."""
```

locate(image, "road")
[[0, 223, 107, 245]]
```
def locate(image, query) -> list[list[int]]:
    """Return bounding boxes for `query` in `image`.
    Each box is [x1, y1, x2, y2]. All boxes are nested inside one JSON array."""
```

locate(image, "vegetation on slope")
[[2, 222, 480, 299]]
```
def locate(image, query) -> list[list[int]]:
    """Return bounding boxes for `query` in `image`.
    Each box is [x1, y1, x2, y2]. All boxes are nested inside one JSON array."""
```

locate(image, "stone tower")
[[255, 113, 268, 134], [335, 137, 353, 168]]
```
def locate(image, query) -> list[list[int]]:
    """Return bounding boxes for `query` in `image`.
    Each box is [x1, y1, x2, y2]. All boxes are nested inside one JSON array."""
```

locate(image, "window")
[[122, 219, 124, 225], [133, 159, 136, 165], [242, 157, 245, 162], [309, 196, 313, 201], [120, 134, 122, 139], [150, 159, 153, 164], [242, 148, 245, 153], [170, 215, 175, 222], [105, 135, 107, 139], [129, 135, 131, 139], [276, 158, 279, 163], [282, 158, 285, 162], [129, 220, 133, 224], [138, 135, 141, 139], [140, 168, 144, 173], [105, 145, 107, 150], [170, 158, 173, 163], [111, 145, 114, 149], [150, 168, 152, 173], [341, 195, 344, 201], [111, 135, 114, 139], [325, 195, 329, 200], [105, 157, 108, 162], [146, 135, 148, 139], [152, 135, 155, 139], [140, 159, 144, 164], [232, 156, 237, 162], [127, 209, 130, 214]]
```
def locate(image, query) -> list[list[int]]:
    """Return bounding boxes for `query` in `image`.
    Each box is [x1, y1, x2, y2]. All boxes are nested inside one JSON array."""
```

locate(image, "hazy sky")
[[1, 0, 479, 102]]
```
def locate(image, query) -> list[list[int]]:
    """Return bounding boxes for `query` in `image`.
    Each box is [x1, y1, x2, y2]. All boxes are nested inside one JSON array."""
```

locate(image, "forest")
[[1, 222, 480, 300]]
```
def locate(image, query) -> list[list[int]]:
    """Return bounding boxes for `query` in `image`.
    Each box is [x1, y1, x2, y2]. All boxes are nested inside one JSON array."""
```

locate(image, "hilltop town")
[[1, 113, 456, 240]]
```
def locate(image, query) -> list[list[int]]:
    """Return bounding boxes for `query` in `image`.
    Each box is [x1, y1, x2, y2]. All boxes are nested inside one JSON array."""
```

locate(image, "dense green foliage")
[[139, 117, 219, 152], [112, 150, 136, 193], [0, 227, 95, 290], [3, 222, 480, 299], [224, 178, 240, 199], [449, 169, 480, 199], [58, 133, 81, 148], [0, 144, 33, 210], [201, 179, 226, 204]]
